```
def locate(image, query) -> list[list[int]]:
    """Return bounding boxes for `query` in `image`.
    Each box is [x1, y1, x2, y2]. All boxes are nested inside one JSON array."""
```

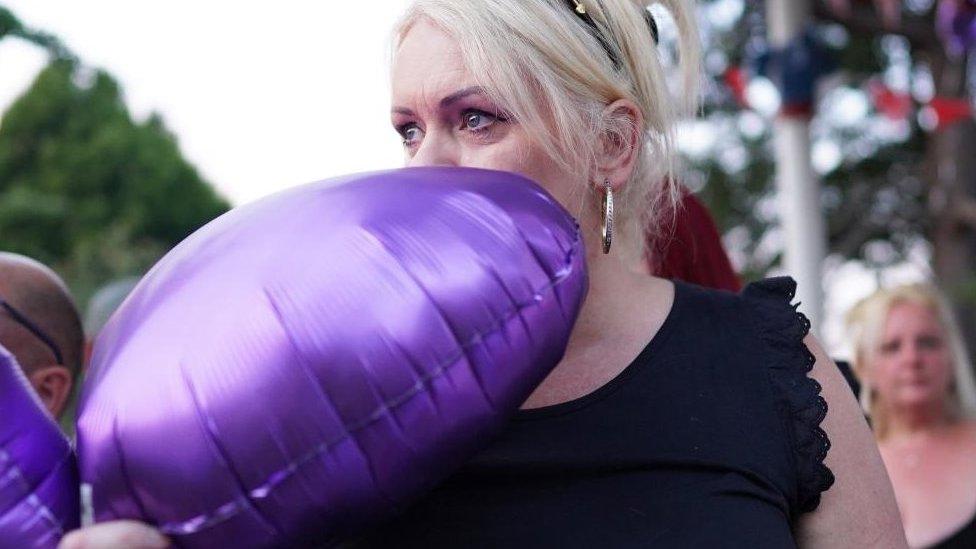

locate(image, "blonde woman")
[[848, 284, 976, 548], [60, 1, 905, 547]]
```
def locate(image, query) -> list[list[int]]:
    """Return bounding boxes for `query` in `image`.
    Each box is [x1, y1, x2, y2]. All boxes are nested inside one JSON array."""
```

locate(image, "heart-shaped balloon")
[[77, 168, 587, 548], [0, 345, 79, 548]]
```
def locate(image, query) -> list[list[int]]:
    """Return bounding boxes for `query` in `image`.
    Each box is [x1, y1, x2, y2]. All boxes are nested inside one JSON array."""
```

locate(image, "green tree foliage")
[[0, 60, 230, 302], [1, 5, 73, 60]]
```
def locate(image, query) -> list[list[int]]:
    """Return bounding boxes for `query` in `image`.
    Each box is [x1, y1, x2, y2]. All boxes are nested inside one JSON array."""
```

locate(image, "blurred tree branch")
[[811, 1, 940, 49]]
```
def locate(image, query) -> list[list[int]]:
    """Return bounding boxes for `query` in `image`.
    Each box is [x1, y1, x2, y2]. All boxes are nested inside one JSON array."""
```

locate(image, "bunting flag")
[[826, 0, 902, 28], [867, 79, 913, 121], [937, 0, 976, 56], [924, 96, 974, 131], [723, 66, 750, 108]]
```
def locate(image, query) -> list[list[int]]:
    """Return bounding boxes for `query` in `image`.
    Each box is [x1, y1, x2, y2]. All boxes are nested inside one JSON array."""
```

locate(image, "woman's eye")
[[461, 110, 499, 132], [398, 124, 423, 147], [880, 341, 899, 354]]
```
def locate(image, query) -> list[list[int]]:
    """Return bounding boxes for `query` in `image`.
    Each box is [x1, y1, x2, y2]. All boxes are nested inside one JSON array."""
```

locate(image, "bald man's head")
[[0, 252, 83, 418]]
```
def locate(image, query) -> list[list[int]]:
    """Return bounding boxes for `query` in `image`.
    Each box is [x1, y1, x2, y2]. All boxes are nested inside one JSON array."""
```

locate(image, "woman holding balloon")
[[54, 1, 905, 547]]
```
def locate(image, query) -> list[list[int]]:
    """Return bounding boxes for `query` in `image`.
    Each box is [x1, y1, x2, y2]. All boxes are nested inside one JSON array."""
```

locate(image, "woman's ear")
[[596, 99, 643, 191]]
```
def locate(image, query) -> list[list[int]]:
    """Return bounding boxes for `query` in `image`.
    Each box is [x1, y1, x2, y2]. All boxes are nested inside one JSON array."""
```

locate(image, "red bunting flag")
[[724, 66, 750, 108], [868, 80, 913, 121], [926, 96, 974, 131]]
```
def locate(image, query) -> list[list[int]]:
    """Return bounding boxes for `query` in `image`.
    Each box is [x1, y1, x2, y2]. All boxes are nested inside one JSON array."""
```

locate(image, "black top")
[[930, 511, 976, 549], [347, 278, 835, 548]]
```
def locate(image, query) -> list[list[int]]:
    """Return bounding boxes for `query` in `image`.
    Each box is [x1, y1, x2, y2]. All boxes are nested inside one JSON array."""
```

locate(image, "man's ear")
[[28, 365, 72, 418], [596, 99, 644, 191]]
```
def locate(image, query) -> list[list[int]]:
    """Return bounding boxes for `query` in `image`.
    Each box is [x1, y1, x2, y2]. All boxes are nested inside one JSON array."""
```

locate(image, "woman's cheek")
[[871, 360, 896, 393], [462, 142, 527, 174], [931, 352, 954, 386]]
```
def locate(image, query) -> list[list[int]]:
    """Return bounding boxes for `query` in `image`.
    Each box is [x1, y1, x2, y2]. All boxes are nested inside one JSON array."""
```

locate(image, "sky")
[[0, 1, 412, 205]]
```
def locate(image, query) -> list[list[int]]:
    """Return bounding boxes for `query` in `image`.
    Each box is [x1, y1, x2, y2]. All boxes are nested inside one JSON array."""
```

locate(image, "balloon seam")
[[263, 286, 398, 508], [150, 223, 584, 536], [389, 337, 444, 415], [160, 364, 284, 538], [384, 263, 499, 416]]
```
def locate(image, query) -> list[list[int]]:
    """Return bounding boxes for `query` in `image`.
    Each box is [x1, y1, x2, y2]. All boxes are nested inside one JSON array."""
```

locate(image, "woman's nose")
[[900, 344, 923, 368], [407, 130, 459, 168]]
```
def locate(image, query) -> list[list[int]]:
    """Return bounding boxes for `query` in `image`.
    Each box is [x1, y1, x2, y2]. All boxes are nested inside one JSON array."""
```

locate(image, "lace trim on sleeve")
[[744, 277, 835, 515]]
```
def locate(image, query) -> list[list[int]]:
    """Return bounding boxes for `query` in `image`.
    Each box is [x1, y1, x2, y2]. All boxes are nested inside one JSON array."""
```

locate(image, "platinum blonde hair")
[[393, 0, 701, 258], [846, 283, 976, 439]]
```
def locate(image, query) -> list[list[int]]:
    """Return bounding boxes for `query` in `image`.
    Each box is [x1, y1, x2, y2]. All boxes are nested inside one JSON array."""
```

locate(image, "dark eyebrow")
[[391, 86, 489, 117]]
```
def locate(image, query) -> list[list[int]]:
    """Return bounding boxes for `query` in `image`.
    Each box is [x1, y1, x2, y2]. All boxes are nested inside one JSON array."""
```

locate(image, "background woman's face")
[[391, 19, 582, 212], [870, 302, 953, 410]]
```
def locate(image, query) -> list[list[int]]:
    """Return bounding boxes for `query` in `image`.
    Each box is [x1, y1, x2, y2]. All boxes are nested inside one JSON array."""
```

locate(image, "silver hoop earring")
[[601, 179, 614, 255]]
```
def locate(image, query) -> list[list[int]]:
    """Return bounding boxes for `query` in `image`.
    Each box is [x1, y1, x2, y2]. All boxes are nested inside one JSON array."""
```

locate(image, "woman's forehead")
[[885, 302, 940, 332], [392, 20, 471, 98]]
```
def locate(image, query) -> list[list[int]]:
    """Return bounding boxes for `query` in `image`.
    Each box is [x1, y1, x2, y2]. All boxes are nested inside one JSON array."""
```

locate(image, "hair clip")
[[563, 1, 659, 46], [562, 0, 659, 70], [643, 10, 659, 44]]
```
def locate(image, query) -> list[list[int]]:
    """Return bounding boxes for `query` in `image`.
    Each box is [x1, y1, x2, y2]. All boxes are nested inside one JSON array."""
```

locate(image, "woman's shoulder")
[[740, 279, 837, 512], [673, 275, 798, 305], [670, 276, 804, 339], [674, 277, 835, 512]]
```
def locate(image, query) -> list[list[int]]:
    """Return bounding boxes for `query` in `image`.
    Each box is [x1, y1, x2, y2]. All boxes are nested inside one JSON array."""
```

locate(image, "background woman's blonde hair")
[[393, 0, 701, 261], [846, 283, 976, 439]]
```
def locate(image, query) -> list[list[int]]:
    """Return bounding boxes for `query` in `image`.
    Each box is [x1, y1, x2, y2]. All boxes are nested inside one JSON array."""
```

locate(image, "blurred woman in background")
[[849, 284, 976, 548]]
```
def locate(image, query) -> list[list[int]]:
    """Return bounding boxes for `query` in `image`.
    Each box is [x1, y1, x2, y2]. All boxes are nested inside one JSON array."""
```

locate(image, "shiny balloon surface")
[[78, 168, 587, 548], [0, 345, 79, 548]]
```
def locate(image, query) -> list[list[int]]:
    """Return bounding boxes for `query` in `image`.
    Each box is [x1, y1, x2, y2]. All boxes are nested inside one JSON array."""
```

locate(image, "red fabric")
[[650, 191, 742, 292]]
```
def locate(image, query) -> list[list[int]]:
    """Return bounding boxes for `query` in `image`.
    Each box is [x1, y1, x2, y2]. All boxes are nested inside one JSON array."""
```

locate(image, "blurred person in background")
[[0, 251, 84, 420], [848, 283, 976, 548], [83, 276, 140, 366], [649, 189, 741, 293]]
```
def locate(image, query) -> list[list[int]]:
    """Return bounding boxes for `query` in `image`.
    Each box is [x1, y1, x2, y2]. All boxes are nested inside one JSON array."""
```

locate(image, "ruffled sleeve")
[[743, 277, 835, 515]]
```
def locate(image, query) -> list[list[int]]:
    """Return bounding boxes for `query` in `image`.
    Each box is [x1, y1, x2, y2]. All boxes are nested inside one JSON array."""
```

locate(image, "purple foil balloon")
[[938, 0, 976, 56], [0, 345, 80, 548], [77, 168, 587, 548]]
